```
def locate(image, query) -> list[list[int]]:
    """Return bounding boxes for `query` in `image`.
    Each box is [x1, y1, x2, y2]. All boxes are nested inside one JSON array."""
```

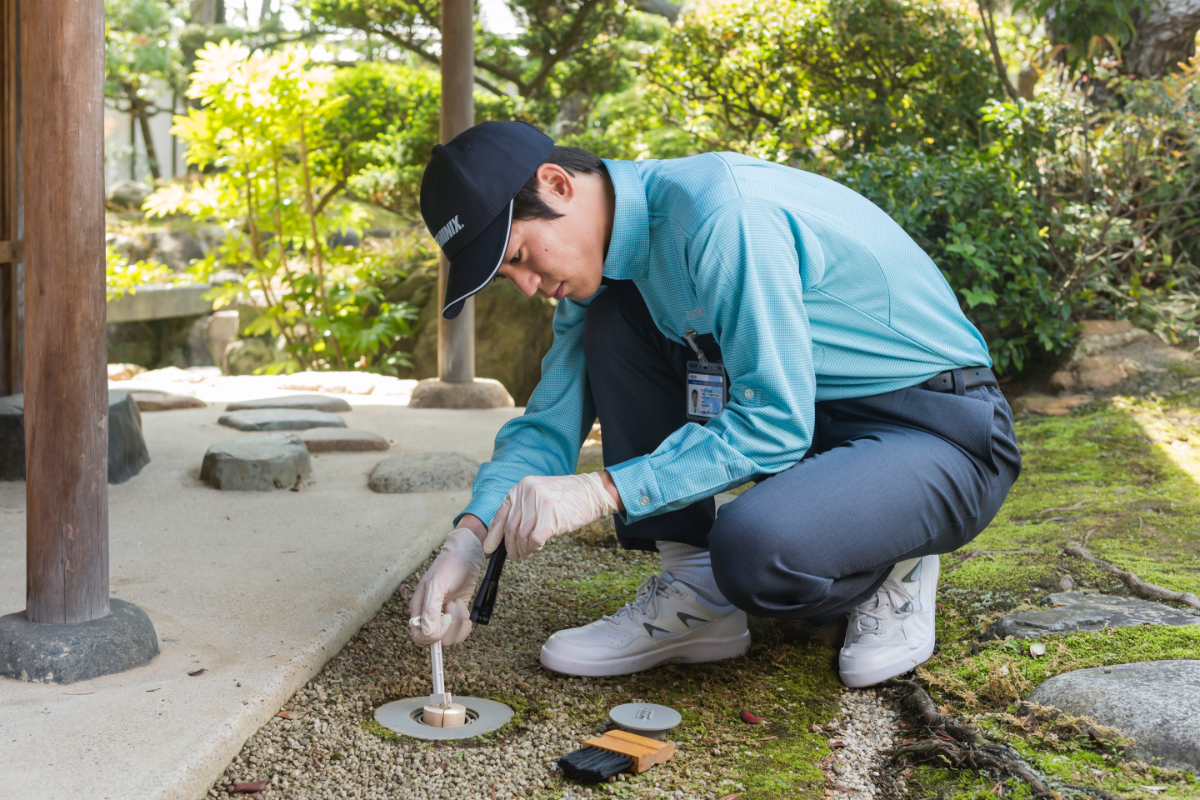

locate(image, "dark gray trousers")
[[584, 280, 1022, 624]]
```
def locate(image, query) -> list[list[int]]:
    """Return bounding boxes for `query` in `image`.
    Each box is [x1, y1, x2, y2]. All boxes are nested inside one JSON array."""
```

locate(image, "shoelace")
[[602, 574, 674, 625], [855, 578, 915, 632]]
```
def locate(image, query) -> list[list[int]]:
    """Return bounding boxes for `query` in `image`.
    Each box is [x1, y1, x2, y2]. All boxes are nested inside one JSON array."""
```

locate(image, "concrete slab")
[[0, 396, 521, 800]]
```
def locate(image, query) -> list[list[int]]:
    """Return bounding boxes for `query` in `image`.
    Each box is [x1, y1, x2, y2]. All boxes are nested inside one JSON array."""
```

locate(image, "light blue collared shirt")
[[459, 153, 991, 526]]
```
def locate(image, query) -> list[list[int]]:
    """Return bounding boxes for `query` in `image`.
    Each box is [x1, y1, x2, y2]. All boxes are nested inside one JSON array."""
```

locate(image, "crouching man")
[[409, 121, 1021, 688]]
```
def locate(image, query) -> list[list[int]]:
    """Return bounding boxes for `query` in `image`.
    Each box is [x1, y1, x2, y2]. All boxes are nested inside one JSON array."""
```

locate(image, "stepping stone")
[[1026, 660, 1200, 771], [130, 391, 207, 411], [983, 592, 1200, 640], [0, 391, 151, 484], [368, 452, 478, 494], [201, 433, 312, 491], [298, 428, 388, 453], [224, 394, 352, 413], [218, 409, 347, 432]]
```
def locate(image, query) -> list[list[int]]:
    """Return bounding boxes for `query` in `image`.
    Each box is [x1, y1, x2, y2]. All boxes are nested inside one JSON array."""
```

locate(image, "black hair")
[[512, 146, 607, 221]]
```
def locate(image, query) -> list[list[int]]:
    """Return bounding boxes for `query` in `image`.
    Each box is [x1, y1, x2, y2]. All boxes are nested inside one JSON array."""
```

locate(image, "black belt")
[[919, 367, 998, 394]]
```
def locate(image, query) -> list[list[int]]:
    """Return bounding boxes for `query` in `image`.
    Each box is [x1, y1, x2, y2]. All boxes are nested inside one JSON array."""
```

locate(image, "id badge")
[[686, 360, 728, 423]]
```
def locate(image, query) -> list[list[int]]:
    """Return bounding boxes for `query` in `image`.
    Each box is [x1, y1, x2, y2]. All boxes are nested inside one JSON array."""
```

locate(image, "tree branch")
[[1064, 544, 1200, 610], [976, 0, 1020, 101]]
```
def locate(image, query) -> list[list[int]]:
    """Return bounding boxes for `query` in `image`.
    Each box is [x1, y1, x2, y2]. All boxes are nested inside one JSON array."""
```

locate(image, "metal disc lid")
[[608, 703, 682, 740]]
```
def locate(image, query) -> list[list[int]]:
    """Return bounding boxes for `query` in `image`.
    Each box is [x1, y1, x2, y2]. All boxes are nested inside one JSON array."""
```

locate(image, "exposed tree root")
[[946, 549, 1041, 574], [885, 679, 1122, 800], [1064, 544, 1200, 610]]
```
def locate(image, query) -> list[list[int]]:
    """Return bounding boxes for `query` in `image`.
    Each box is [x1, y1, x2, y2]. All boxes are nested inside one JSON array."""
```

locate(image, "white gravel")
[[817, 690, 902, 798]]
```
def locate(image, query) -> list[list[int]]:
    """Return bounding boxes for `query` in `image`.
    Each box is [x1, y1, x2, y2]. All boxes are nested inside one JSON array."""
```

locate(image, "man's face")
[[495, 165, 610, 302]]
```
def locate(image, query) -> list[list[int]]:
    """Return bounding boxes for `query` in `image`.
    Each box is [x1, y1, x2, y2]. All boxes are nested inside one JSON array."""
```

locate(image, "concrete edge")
[[149, 522, 447, 800]]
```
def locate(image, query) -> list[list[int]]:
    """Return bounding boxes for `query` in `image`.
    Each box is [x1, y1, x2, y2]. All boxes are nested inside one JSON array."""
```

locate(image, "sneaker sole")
[[539, 630, 752, 678], [839, 634, 936, 688]]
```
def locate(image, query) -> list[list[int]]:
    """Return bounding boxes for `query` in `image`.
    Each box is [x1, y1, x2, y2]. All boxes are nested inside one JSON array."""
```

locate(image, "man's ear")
[[536, 164, 575, 207]]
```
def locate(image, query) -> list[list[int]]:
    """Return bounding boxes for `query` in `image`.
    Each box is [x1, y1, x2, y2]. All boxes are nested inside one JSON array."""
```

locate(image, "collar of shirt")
[[600, 159, 649, 281]]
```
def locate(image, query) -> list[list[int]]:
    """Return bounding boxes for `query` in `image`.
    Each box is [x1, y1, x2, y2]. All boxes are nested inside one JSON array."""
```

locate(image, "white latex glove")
[[485, 473, 619, 560], [409, 528, 486, 646]]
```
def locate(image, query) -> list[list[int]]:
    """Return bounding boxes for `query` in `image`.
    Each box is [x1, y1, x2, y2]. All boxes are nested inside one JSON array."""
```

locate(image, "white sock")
[[657, 541, 733, 611]]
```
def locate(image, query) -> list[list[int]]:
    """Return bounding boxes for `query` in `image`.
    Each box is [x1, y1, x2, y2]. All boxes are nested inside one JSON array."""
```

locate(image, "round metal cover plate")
[[374, 696, 514, 740], [608, 702, 682, 738]]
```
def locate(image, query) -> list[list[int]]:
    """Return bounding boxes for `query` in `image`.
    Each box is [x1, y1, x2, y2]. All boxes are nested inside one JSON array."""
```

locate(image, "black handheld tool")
[[470, 542, 507, 625]]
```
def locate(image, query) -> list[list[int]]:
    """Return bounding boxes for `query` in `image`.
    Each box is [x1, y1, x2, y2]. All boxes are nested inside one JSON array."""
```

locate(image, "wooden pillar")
[[22, 0, 109, 624], [437, 0, 475, 385]]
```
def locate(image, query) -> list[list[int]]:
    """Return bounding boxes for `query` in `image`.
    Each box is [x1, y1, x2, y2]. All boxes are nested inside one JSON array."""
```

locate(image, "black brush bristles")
[[558, 746, 633, 782]]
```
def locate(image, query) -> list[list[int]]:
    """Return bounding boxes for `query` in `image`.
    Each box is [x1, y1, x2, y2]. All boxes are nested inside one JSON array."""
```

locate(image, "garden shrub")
[[340, 62, 520, 218], [837, 145, 1074, 374], [146, 41, 417, 374], [646, 0, 1000, 163], [837, 62, 1200, 373]]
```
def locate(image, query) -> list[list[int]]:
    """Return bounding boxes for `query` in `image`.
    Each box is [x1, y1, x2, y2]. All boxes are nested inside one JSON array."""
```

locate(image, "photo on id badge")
[[688, 371, 724, 419]]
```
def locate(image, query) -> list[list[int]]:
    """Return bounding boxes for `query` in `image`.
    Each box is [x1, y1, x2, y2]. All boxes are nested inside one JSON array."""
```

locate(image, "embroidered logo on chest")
[[684, 307, 705, 321]]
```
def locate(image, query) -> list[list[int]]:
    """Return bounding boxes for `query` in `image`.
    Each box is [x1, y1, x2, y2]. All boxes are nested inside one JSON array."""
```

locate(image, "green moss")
[[546, 544, 843, 799], [904, 392, 1200, 799], [563, 393, 1200, 798], [923, 625, 1200, 710], [360, 718, 402, 743]]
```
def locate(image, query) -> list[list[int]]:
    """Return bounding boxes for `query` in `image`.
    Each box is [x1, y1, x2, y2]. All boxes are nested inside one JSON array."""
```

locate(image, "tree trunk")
[[553, 92, 591, 137], [135, 106, 161, 181], [1123, 0, 1200, 78]]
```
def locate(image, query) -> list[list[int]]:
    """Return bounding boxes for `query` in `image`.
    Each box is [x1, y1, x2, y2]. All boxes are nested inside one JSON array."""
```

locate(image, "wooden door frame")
[[0, 0, 22, 397]]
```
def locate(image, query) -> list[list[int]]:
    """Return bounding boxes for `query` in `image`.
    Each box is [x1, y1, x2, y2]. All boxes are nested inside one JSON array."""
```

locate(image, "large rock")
[[1010, 393, 1094, 418], [200, 433, 312, 491], [106, 180, 153, 211], [1050, 320, 1193, 394], [225, 394, 352, 413], [388, 269, 555, 405], [298, 428, 388, 452], [1027, 660, 1200, 771], [408, 378, 514, 409], [145, 230, 204, 272], [108, 391, 153, 484], [223, 339, 279, 376], [218, 408, 346, 432], [367, 452, 478, 494], [0, 397, 23, 481], [108, 363, 147, 381], [0, 391, 150, 484], [984, 592, 1200, 640], [204, 311, 240, 373]]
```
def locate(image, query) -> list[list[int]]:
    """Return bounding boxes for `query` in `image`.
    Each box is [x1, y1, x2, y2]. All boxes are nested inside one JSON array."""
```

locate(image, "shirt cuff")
[[606, 456, 663, 523], [456, 488, 509, 529]]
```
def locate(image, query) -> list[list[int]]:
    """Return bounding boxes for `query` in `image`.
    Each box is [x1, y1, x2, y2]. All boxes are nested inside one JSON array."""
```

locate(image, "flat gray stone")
[[368, 452, 478, 494], [1027, 660, 1200, 770], [201, 433, 312, 491], [217, 408, 347, 432], [130, 391, 207, 411], [0, 598, 159, 684], [984, 592, 1200, 640], [224, 394, 352, 413], [298, 428, 388, 453]]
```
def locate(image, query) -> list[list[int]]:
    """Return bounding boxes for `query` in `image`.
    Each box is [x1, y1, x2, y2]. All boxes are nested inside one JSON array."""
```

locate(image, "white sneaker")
[[838, 554, 939, 688], [540, 573, 751, 677]]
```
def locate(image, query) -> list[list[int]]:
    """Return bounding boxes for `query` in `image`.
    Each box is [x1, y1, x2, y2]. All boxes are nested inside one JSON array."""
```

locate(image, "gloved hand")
[[409, 528, 486, 646], [484, 473, 620, 560]]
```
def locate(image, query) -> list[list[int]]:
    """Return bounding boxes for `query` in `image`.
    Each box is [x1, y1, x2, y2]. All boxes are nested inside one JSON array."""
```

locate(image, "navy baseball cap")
[[420, 121, 554, 319]]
